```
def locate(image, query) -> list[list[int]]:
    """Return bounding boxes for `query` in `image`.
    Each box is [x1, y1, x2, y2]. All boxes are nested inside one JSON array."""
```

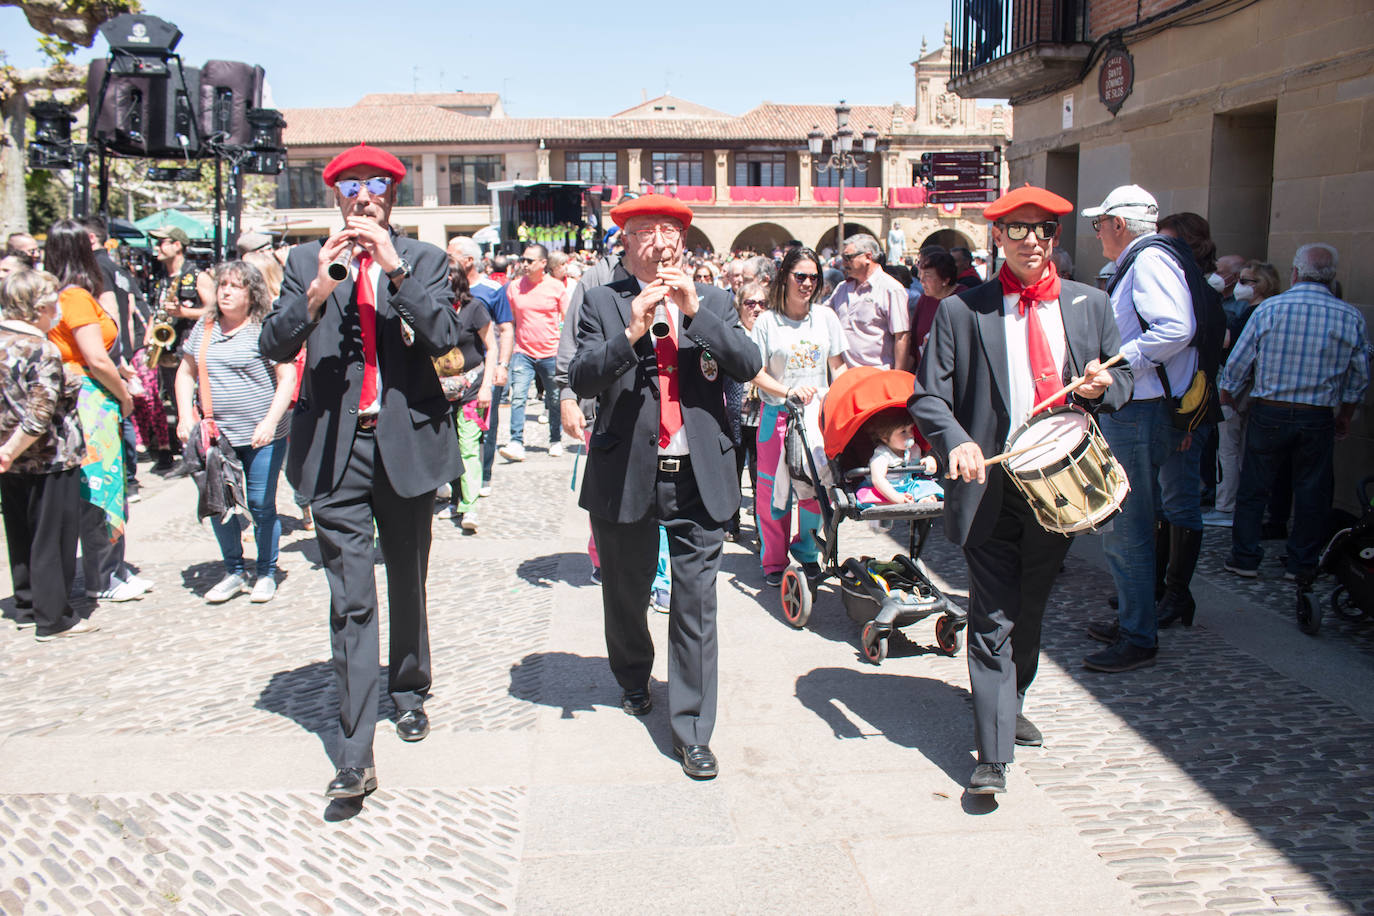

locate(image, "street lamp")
[[641, 164, 679, 197], [809, 101, 879, 255]]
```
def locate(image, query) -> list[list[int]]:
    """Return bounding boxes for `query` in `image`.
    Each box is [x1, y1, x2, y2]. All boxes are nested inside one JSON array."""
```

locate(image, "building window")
[[814, 164, 872, 188], [276, 158, 329, 209], [650, 151, 704, 186], [565, 151, 618, 184], [449, 154, 504, 206], [734, 152, 787, 187], [394, 156, 414, 206]]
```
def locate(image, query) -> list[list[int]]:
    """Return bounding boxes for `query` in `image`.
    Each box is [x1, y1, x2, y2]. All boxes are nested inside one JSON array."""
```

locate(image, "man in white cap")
[[1081, 184, 1205, 673]]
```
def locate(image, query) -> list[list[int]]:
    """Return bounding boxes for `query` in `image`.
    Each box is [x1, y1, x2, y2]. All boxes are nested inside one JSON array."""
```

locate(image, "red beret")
[[609, 193, 693, 230], [983, 184, 1074, 220], [322, 143, 407, 187]]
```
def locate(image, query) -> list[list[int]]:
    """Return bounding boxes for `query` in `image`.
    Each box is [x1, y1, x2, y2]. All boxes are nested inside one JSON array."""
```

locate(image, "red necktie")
[[356, 253, 380, 410], [999, 262, 1064, 411], [655, 312, 683, 448]]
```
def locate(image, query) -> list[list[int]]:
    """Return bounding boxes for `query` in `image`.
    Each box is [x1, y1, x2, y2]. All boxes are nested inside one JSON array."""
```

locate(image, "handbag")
[[186, 319, 248, 523]]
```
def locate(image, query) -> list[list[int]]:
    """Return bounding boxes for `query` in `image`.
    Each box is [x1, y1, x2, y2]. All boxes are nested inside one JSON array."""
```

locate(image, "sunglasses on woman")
[[740, 298, 768, 309], [791, 272, 819, 285], [998, 220, 1059, 241], [694, 272, 713, 282], [336, 176, 394, 198]]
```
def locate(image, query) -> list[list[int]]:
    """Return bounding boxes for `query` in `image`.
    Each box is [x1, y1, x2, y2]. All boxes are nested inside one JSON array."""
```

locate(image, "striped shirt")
[[1220, 282, 1370, 407], [184, 319, 289, 448]]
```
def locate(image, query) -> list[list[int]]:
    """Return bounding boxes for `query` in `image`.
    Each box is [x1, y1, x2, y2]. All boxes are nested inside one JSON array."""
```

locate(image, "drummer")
[[911, 185, 1132, 796]]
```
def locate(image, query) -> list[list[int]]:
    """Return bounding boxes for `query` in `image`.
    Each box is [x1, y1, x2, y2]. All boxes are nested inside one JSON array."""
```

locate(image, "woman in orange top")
[[44, 219, 146, 603]]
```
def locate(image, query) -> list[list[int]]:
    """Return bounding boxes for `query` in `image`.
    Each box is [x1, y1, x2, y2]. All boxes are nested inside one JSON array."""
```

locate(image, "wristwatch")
[[386, 258, 412, 283]]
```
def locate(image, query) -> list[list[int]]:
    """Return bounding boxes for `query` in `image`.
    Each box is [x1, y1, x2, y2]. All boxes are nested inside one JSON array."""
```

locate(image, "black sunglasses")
[[336, 176, 393, 198], [999, 220, 1059, 241], [791, 272, 819, 284], [520, 256, 540, 264]]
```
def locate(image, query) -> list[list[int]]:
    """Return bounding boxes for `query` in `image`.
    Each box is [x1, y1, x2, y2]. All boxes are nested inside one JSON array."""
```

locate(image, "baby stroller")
[[1296, 475, 1374, 635], [774, 367, 966, 663]]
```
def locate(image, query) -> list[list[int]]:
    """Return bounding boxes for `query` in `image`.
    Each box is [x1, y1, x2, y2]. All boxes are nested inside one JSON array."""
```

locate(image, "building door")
[[1208, 104, 1277, 261], [1046, 146, 1080, 272]]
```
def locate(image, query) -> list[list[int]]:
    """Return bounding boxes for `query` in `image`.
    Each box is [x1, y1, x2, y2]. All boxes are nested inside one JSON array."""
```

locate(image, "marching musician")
[[570, 195, 761, 780], [260, 143, 463, 800], [148, 226, 213, 474], [911, 186, 1132, 795]]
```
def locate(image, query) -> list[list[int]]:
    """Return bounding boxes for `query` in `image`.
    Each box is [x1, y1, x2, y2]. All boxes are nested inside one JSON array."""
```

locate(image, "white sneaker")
[[548, 442, 564, 458], [86, 579, 147, 602], [478, 485, 492, 498], [205, 573, 247, 603], [122, 573, 154, 594], [462, 508, 479, 532], [536, 413, 548, 424], [434, 503, 457, 520], [35, 619, 100, 642], [500, 441, 526, 462], [1202, 509, 1233, 528], [436, 483, 452, 500], [250, 577, 277, 603]]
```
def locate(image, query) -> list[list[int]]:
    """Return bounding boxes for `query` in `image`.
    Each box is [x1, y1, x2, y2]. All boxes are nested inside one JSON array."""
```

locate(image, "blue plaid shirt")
[[1220, 282, 1370, 407]]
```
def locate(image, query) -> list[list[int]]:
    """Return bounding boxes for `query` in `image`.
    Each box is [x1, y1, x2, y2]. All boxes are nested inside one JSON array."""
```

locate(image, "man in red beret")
[[569, 194, 762, 779], [261, 143, 464, 800], [911, 185, 1132, 795]]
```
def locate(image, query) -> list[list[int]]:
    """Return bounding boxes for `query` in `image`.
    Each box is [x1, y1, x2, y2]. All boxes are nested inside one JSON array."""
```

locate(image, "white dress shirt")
[[1110, 234, 1196, 401], [1001, 291, 1068, 437], [656, 301, 689, 456]]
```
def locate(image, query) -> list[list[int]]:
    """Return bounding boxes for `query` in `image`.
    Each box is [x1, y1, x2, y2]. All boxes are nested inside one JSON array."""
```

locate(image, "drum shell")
[[1004, 407, 1129, 535]]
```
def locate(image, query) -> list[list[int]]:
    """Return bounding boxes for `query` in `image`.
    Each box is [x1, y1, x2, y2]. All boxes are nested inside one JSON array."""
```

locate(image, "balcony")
[[949, 0, 1091, 100]]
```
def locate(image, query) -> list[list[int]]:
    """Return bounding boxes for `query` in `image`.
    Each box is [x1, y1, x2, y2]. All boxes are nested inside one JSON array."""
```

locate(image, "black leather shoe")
[[1083, 639, 1158, 673], [673, 743, 719, 779], [1086, 618, 1119, 644], [968, 762, 1007, 794], [396, 707, 430, 742], [621, 688, 652, 716], [325, 766, 377, 798], [1014, 714, 1042, 747]]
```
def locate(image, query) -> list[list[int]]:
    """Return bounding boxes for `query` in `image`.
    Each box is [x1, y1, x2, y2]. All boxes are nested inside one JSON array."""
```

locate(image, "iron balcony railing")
[[951, 0, 1088, 80]]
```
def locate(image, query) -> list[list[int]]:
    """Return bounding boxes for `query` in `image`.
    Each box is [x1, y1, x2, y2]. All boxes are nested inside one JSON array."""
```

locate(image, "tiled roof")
[[281, 100, 924, 147], [610, 94, 732, 119], [355, 92, 501, 108]]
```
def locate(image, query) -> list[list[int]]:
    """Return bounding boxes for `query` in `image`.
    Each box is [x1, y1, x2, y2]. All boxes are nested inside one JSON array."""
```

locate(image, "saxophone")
[[145, 311, 177, 368]]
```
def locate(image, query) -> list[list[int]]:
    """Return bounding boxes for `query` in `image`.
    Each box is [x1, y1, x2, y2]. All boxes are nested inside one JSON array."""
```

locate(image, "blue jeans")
[[211, 438, 286, 578], [1230, 403, 1334, 576], [481, 383, 504, 484], [508, 353, 561, 445], [1100, 399, 1205, 647]]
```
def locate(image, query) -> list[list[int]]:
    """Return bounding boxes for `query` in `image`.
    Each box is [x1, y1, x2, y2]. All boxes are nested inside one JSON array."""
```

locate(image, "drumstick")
[[984, 440, 1055, 467], [1029, 352, 1125, 417]]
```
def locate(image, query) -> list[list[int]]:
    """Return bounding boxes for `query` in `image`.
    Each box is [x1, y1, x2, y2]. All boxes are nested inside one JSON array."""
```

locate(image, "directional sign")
[[931, 151, 995, 166], [934, 177, 998, 191], [929, 188, 999, 203], [933, 163, 996, 179]]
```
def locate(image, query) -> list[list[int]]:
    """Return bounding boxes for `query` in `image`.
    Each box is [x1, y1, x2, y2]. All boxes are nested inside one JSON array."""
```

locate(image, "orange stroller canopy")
[[821, 367, 919, 460]]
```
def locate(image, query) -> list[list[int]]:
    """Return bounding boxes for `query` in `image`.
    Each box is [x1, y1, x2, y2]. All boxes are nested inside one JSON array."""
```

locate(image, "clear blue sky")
[[2, 1, 958, 116]]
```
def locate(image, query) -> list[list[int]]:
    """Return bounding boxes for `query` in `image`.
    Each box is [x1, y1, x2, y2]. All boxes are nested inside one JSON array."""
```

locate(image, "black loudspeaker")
[[199, 60, 264, 145], [87, 59, 201, 158]]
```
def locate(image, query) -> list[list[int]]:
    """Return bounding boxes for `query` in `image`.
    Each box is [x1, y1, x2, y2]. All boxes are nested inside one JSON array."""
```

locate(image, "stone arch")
[[816, 221, 881, 256], [684, 225, 713, 254], [918, 228, 976, 252], [729, 222, 795, 255]]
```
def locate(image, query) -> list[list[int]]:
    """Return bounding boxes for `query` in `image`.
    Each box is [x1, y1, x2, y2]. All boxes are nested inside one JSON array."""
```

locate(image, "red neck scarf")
[[998, 262, 1065, 411], [997, 261, 1061, 313]]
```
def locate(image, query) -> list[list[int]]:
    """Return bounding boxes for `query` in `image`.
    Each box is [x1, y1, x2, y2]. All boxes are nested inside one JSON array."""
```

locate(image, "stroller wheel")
[[1331, 585, 1365, 622], [861, 621, 888, 664], [780, 568, 813, 629], [1297, 589, 1322, 636], [935, 615, 964, 656]]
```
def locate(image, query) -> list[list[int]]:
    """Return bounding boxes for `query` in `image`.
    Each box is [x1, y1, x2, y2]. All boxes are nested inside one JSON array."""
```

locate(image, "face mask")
[[1206, 272, 1226, 293], [1233, 282, 1254, 301]]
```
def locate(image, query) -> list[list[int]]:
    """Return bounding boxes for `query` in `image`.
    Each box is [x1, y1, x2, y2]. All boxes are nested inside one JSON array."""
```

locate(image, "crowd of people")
[[1, 148, 1366, 801]]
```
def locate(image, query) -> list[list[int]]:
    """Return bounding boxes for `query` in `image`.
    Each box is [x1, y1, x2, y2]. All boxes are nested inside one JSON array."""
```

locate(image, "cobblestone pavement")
[[0, 405, 1371, 914]]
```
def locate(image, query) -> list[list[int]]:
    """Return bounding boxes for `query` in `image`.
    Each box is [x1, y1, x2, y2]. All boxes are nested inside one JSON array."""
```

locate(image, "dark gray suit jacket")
[[570, 278, 762, 525], [260, 233, 463, 500], [911, 277, 1133, 548]]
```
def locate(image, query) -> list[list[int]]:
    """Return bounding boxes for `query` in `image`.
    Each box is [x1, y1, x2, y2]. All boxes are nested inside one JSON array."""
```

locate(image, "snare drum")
[[1003, 406, 1129, 535]]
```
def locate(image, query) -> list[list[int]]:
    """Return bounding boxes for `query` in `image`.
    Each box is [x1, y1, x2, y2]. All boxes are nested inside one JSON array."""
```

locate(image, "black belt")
[[1254, 398, 1329, 411], [658, 455, 690, 473], [357, 414, 378, 430]]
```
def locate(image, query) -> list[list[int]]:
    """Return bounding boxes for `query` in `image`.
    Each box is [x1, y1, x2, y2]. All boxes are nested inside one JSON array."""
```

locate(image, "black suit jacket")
[[260, 233, 463, 500], [911, 277, 1133, 548], [570, 278, 762, 525]]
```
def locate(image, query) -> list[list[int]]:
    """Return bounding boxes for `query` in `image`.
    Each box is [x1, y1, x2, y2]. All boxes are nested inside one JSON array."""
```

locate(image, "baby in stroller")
[[853, 407, 943, 506]]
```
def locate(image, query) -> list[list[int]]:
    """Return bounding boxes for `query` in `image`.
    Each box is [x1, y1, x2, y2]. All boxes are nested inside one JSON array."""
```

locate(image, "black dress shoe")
[[1086, 618, 1119, 644], [1014, 714, 1042, 747], [621, 688, 652, 716], [1083, 639, 1158, 673], [325, 766, 377, 798], [968, 762, 1007, 794], [673, 743, 719, 779], [396, 707, 430, 742]]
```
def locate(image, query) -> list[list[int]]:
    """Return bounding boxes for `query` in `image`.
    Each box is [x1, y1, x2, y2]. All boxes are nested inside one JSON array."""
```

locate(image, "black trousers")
[[311, 427, 434, 768], [590, 458, 724, 748], [0, 468, 82, 635], [962, 486, 1072, 764]]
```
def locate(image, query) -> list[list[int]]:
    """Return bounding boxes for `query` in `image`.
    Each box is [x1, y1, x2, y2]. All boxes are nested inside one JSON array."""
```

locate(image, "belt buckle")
[[659, 457, 681, 473], [358, 414, 378, 430]]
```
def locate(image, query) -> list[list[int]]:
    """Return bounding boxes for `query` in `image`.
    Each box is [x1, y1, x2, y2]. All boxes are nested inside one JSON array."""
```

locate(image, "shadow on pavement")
[[516, 553, 584, 589], [255, 661, 397, 763], [794, 667, 976, 788]]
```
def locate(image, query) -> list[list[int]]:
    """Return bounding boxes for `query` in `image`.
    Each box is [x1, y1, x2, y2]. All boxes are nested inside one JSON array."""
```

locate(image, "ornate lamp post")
[[639, 164, 679, 197], [808, 102, 878, 254]]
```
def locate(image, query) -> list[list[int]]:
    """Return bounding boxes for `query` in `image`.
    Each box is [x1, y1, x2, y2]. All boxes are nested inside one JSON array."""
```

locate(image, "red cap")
[[609, 193, 693, 230], [322, 143, 407, 187], [983, 184, 1073, 220]]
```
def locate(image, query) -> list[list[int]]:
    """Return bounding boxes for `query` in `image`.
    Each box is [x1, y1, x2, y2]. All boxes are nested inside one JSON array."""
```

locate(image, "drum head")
[[1006, 410, 1090, 472]]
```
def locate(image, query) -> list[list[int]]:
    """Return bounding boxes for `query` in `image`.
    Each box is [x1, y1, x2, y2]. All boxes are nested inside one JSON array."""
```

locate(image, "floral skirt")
[[76, 375, 126, 540]]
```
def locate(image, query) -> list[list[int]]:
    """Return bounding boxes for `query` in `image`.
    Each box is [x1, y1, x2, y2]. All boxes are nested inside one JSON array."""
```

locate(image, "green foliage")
[[26, 168, 68, 231]]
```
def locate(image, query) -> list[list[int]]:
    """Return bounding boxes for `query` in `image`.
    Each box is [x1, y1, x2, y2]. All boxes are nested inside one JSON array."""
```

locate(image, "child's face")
[[886, 424, 913, 451], [33, 296, 57, 333]]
